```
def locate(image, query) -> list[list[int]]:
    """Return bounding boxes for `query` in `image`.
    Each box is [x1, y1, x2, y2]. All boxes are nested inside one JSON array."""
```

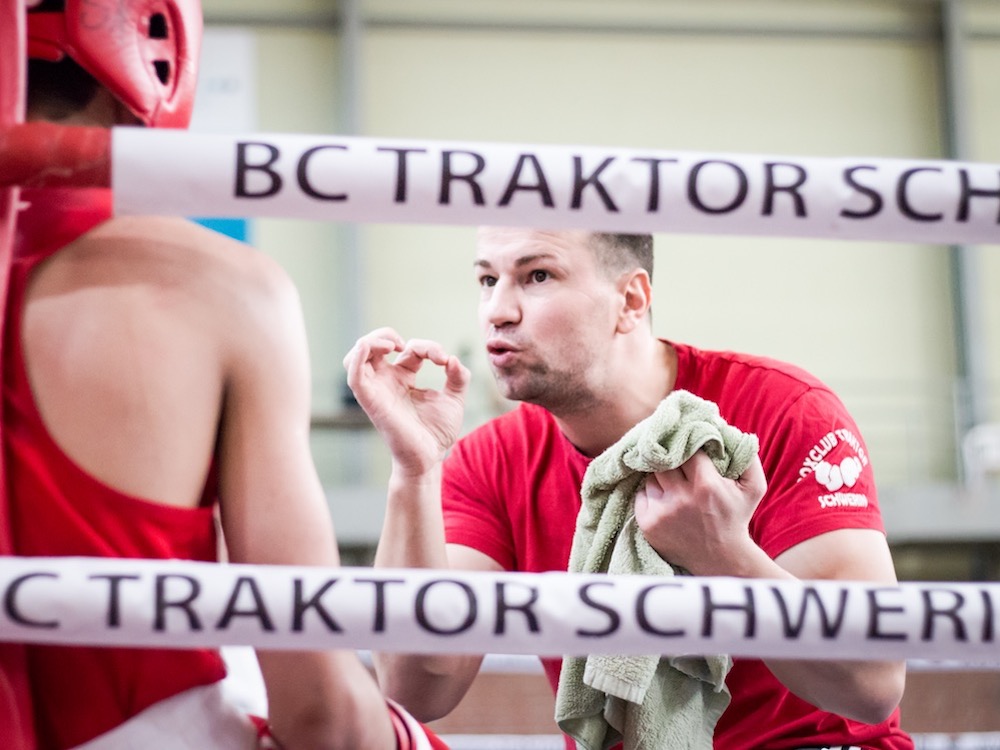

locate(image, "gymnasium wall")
[[198, 0, 1000, 550]]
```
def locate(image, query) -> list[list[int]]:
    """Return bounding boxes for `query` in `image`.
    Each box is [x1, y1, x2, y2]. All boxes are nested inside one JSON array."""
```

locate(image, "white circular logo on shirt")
[[813, 456, 863, 492]]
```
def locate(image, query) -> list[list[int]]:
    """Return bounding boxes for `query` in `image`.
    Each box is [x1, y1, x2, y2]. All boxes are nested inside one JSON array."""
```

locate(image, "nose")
[[481, 277, 521, 329]]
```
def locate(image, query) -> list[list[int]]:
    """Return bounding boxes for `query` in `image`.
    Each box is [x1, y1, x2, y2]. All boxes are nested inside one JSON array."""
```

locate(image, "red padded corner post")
[[0, 2, 39, 747]]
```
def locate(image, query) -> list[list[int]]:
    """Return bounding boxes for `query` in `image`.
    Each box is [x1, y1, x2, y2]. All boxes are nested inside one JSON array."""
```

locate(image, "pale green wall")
[[201, 0, 1000, 505], [251, 28, 346, 414], [969, 5, 1000, 425]]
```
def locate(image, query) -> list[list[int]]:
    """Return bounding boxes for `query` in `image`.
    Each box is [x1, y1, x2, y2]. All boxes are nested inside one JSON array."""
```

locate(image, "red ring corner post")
[[0, 1, 39, 748]]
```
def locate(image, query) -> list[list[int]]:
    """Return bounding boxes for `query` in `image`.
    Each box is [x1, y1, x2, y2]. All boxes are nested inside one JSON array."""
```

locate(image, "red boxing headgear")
[[27, 0, 202, 128]]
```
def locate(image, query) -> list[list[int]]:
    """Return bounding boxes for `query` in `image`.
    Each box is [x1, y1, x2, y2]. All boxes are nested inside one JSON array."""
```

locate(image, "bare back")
[[21, 215, 264, 509], [15, 209, 403, 746]]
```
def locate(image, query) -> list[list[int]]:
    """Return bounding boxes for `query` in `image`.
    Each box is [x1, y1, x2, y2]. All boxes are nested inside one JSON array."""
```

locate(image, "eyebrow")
[[473, 253, 558, 270]]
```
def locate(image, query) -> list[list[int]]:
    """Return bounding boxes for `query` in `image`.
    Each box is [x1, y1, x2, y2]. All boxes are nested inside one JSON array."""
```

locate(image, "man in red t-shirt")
[[345, 228, 914, 749]]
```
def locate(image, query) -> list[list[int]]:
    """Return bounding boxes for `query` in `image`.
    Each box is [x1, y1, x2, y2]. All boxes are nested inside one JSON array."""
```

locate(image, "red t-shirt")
[[4, 189, 227, 750], [443, 341, 913, 750]]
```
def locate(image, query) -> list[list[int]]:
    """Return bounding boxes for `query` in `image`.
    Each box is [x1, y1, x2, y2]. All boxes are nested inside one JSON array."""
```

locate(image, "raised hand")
[[344, 327, 471, 477]]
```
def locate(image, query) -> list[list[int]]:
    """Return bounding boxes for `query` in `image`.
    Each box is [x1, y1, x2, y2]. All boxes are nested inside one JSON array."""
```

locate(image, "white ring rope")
[[111, 129, 1000, 244], [2, 556, 999, 661], [9, 130, 1000, 667]]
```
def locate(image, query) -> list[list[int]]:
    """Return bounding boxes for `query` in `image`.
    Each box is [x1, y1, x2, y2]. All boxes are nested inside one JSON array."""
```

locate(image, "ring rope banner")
[[3, 124, 1000, 244], [109, 128, 1000, 245], [2, 556, 999, 662]]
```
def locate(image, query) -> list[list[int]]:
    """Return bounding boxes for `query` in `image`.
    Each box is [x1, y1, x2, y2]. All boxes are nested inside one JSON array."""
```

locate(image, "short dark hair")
[[590, 233, 654, 281], [27, 57, 101, 121]]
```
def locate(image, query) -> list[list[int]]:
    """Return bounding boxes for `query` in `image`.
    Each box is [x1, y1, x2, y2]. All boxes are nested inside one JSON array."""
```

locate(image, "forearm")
[[373, 466, 449, 570], [373, 650, 482, 722], [372, 464, 482, 720], [260, 651, 396, 750], [766, 657, 905, 724], [690, 540, 904, 723]]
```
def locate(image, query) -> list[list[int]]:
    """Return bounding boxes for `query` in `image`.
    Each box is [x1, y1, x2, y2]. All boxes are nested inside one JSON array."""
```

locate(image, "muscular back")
[[20, 215, 280, 511]]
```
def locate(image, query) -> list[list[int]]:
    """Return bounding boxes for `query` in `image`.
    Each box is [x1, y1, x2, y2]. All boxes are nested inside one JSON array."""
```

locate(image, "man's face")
[[474, 227, 622, 411]]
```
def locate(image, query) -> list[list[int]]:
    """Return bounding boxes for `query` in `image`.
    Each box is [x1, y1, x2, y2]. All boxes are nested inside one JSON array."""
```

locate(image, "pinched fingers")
[[443, 354, 472, 396], [343, 327, 405, 371], [393, 338, 452, 373], [344, 332, 470, 406], [392, 340, 471, 399]]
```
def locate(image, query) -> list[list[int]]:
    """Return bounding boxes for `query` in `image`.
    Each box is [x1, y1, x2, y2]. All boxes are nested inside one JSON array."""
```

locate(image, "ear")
[[615, 269, 652, 334]]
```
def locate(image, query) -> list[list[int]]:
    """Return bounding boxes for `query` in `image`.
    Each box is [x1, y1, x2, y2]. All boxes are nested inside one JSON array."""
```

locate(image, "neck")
[[554, 337, 676, 457]]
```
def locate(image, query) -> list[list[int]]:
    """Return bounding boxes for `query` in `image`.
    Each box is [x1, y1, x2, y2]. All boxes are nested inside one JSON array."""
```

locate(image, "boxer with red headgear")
[[6, 2, 447, 748]]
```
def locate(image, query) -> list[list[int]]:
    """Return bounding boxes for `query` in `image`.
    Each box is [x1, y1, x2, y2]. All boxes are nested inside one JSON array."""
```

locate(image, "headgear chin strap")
[[27, 0, 202, 129]]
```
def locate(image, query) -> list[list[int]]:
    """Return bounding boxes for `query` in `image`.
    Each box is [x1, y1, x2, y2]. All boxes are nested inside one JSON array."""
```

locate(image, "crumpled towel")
[[554, 389, 759, 750]]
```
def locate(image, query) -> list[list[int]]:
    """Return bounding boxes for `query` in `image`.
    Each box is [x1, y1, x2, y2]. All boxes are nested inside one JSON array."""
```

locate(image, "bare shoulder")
[[100, 215, 290, 284], [85, 215, 299, 322], [43, 215, 308, 374]]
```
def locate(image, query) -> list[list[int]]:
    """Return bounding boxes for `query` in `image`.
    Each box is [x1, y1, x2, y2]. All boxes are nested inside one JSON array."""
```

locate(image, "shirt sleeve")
[[750, 386, 885, 559], [441, 427, 517, 571]]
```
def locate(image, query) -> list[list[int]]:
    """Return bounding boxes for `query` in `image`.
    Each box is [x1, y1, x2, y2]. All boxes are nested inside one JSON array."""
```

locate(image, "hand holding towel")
[[555, 390, 759, 750]]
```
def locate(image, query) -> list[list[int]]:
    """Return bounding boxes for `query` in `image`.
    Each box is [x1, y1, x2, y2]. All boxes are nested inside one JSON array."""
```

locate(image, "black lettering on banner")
[[841, 165, 884, 219], [377, 146, 428, 203], [494, 581, 540, 635], [982, 589, 996, 643], [440, 150, 487, 206], [576, 581, 621, 637], [920, 589, 968, 642], [90, 574, 141, 628], [865, 588, 907, 641], [292, 578, 341, 633], [4, 573, 58, 629], [702, 584, 755, 638], [415, 579, 477, 636], [234, 141, 282, 199], [155, 574, 202, 631], [635, 582, 685, 637], [631, 157, 679, 212], [356, 577, 406, 632], [763, 162, 808, 217], [571, 156, 619, 212], [688, 160, 749, 215], [296, 145, 348, 201], [957, 169, 1000, 222], [216, 576, 275, 632], [498, 153, 554, 208], [897, 167, 944, 222], [772, 585, 849, 638]]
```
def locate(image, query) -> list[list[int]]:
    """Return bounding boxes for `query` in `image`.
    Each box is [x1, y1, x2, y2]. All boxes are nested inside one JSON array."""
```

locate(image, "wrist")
[[707, 541, 789, 579], [388, 462, 442, 488]]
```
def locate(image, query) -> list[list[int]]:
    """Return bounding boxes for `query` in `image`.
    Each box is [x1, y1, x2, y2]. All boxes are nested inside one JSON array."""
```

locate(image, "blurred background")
[[191, 2, 1000, 741], [194, 0, 1000, 579], [196, 0, 1000, 581]]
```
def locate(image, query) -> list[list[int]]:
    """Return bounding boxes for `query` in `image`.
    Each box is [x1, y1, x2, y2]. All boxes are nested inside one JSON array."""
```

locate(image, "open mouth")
[[486, 340, 520, 367], [487, 341, 515, 355]]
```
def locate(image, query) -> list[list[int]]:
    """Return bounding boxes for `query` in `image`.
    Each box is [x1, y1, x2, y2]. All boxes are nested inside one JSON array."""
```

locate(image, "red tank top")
[[4, 189, 227, 750]]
